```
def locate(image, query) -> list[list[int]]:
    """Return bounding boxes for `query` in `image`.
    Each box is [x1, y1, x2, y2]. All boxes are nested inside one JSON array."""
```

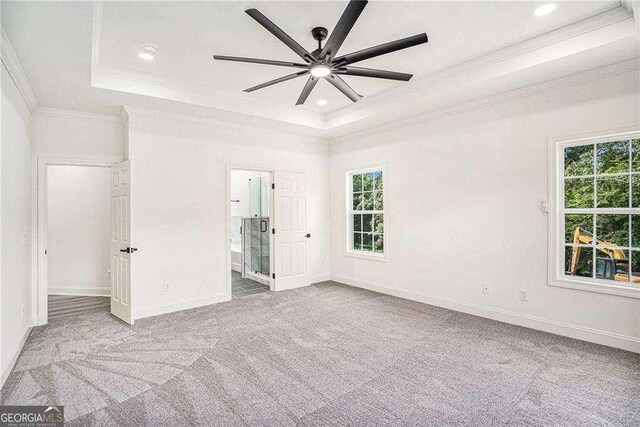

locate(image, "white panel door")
[[111, 160, 133, 324], [274, 172, 309, 290]]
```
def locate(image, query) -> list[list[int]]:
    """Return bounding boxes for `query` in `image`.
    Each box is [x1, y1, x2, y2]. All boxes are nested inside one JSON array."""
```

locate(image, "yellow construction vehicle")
[[569, 227, 640, 283]]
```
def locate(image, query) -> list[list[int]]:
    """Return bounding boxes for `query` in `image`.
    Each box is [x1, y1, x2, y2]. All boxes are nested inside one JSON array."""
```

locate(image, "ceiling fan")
[[213, 0, 428, 105]]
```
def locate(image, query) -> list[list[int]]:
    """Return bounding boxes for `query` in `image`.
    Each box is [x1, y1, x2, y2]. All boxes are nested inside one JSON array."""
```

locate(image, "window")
[[347, 168, 384, 258], [555, 134, 639, 296]]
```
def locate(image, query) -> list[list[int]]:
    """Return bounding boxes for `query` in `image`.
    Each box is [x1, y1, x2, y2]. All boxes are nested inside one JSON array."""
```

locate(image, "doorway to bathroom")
[[229, 168, 273, 299]]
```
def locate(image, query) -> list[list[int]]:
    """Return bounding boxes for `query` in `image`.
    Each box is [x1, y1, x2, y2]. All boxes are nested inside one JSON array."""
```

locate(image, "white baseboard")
[[312, 274, 331, 283], [275, 274, 331, 291], [48, 286, 110, 297], [1, 323, 32, 388], [231, 262, 241, 273], [276, 282, 309, 291], [134, 294, 230, 320], [331, 275, 640, 354]]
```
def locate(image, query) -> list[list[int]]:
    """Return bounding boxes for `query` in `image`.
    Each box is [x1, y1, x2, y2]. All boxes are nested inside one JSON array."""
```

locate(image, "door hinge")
[[272, 228, 275, 234], [272, 273, 275, 279], [271, 183, 275, 190], [44, 250, 47, 255]]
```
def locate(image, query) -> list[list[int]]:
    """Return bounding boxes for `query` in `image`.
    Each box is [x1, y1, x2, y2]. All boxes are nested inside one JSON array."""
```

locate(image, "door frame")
[[225, 164, 278, 298], [35, 157, 116, 325]]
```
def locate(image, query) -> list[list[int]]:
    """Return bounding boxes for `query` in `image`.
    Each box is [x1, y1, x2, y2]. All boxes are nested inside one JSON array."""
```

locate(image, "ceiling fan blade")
[[244, 70, 309, 93], [296, 76, 319, 105], [335, 66, 412, 81], [213, 55, 308, 69], [325, 75, 361, 102], [319, 0, 368, 62], [245, 9, 314, 63], [333, 33, 428, 66]]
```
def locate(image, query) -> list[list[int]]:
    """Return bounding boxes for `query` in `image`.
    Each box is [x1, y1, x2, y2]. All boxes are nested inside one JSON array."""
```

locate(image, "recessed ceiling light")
[[534, 3, 556, 16], [138, 52, 154, 61], [310, 65, 331, 78], [143, 43, 158, 54], [316, 99, 327, 106]]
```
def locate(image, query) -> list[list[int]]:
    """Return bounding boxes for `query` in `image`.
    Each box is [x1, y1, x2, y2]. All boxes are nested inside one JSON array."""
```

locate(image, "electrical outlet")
[[540, 200, 548, 213], [519, 289, 529, 301], [163, 282, 170, 292], [482, 283, 490, 295]]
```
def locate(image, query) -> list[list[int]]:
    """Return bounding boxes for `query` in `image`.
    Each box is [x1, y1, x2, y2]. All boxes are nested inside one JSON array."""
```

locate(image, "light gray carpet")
[[2, 281, 639, 426], [48, 295, 111, 320]]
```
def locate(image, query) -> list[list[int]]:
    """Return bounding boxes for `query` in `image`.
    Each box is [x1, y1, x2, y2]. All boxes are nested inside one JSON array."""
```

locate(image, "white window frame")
[[548, 129, 640, 299], [345, 166, 386, 262]]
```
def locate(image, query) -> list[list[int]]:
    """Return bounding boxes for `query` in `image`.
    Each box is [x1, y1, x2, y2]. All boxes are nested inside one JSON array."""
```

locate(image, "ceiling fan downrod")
[[311, 26, 328, 54]]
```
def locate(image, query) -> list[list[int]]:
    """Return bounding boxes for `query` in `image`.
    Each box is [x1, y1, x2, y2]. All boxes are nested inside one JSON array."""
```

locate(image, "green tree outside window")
[[350, 170, 384, 255]]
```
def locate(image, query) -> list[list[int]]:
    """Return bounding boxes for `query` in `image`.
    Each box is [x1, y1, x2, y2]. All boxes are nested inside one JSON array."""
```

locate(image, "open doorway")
[[40, 163, 112, 321], [229, 169, 272, 299]]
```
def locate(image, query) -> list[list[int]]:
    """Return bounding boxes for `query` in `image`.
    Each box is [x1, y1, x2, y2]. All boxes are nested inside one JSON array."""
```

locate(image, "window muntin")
[[348, 169, 384, 256], [561, 138, 640, 287]]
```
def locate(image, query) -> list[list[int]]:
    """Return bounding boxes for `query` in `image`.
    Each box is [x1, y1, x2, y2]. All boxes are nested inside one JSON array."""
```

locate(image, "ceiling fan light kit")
[[310, 65, 331, 77], [213, 0, 428, 105]]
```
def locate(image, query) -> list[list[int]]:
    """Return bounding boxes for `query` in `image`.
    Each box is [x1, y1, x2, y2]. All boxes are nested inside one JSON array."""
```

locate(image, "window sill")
[[549, 277, 640, 299], [343, 250, 386, 262]]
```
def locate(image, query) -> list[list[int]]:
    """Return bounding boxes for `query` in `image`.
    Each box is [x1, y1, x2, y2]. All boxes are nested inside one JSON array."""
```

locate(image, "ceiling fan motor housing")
[[312, 27, 328, 42]]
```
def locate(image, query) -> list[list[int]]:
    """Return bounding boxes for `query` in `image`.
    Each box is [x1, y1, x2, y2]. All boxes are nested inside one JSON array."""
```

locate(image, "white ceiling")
[[1, 1, 638, 137], [98, 0, 619, 112]]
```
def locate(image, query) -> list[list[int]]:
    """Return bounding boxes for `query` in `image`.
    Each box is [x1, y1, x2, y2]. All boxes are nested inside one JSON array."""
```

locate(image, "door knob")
[[120, 247, 138, 253], [306, 233, 311, 238]]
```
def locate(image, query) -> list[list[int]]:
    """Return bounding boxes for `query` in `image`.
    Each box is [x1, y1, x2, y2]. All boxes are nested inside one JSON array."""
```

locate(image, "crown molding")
[[325, 6, 635, 126], [91, 1, 323, 131], [92, 2, 633, 132], [90, 4, 635, 136], [34, 106, 123, 125], [121, 104, 315, 134], [330, 58, 640, 145], [92, 63, 326, 130], [1, 25, 38, 112], [90, 0, 324, 132], [123, 105, 329, 147]]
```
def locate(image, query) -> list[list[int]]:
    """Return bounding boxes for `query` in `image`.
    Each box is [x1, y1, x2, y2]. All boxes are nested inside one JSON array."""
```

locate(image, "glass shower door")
[[245, 176, 270, 277]]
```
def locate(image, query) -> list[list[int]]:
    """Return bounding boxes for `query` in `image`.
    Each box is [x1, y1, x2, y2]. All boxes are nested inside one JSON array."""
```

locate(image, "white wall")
[[30, 110, 124, 323], [1, 64, 32, 383], [127, 111, 330, 319], [329, 69, 640, 351], [47, 165, 111, 296], [32, 111, 124, 161]]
